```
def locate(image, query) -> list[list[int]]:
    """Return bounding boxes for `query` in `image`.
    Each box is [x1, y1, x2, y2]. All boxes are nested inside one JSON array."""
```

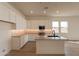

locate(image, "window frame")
[[52, 21, 68, 33], [52, 21, 59, 33]]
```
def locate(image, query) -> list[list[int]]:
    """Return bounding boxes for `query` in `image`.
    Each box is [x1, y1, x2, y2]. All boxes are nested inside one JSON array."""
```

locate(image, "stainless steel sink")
[[48, 35, 60, 37]]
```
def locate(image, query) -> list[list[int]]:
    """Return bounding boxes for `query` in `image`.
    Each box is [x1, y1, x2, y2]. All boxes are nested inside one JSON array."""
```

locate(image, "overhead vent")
[[44, 7, 48, 9]]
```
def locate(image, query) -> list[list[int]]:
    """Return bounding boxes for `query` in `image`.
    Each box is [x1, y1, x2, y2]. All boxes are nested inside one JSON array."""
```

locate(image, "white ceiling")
[[9, 2, 79, 16]]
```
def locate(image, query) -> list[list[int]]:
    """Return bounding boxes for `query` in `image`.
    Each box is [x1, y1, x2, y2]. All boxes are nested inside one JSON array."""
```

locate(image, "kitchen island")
[[35, 36, 68, 55]]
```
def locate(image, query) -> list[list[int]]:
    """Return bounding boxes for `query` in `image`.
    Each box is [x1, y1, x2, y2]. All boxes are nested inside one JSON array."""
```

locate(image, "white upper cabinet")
[[9, 9, 16, 23], [0, 3, 9, 21], [20, 16, 27, 29], [22, 18, 27, 29], [15, 12, 27, 29], [16, 14, 22, 29]]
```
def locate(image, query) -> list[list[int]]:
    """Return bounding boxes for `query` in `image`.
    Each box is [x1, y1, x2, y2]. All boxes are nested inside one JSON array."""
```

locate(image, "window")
[[60, 21, 68, 33], [52, 21, 59, 33], [52, 21, 68, 33]]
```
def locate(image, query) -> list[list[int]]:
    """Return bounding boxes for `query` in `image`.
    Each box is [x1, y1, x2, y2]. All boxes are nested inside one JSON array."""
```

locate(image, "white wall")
[[27, 16, 79, 41], [0, 2, 28, 55]]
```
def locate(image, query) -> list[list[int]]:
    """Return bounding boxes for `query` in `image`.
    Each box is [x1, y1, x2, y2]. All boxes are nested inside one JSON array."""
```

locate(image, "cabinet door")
[[0, 4, 9, 21], [9, 9, 16, 23], [20, 36, 25, 48], [16, 15, 19, 29], [16, 15, 23, 29], [21, 17, 23, 29], [0, 4, 5, 20], [12, 37, 21, 50], [24, 35, 28, 43], [22, 18, 26, 29], [19, 17, 23, 29]]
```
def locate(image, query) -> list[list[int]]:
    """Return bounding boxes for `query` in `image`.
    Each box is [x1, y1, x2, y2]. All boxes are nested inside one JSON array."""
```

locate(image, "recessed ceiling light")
[[56, 10, 59, 14], [30, 10, 33, 14], [43, 10, 46, 14], [44, 7, 48, 9]]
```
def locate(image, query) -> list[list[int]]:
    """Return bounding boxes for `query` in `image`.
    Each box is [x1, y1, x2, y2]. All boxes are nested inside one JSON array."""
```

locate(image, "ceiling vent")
[[44, 7, 48, 9]]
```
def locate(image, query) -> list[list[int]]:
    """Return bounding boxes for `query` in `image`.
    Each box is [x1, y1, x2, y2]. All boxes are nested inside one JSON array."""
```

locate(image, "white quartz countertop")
[[48, 36, 67, 40], [10, 29, 52, 36], [35, 36, 68, 40], [35, 36, 79, 41]]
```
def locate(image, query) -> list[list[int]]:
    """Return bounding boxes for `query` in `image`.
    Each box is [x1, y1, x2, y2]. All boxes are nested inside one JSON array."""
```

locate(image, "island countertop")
[[35, 36, 79, 41], [35, 36, 68, 40]]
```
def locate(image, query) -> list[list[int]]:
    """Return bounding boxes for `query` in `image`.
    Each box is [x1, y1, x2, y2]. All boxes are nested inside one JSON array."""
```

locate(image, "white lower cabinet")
[[20, 36, 25, 48], [11, 36, 25, 50]]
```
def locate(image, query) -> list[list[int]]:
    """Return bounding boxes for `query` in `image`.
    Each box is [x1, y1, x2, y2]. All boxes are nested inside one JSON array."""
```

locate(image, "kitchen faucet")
[[52, 30, 56, 36]]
